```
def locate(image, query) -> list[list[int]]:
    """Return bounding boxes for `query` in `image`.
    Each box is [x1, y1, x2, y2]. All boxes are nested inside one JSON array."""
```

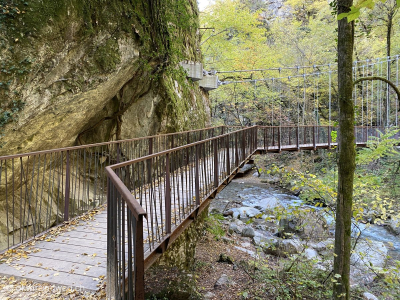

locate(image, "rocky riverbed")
[[204, 168, 400, 299]]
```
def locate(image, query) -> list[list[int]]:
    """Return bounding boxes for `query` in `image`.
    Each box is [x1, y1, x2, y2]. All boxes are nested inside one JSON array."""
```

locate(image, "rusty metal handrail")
[[0, 126, 230, 252], [0, 126, 227, 160], [0, 123, 387, 299], [105, 126, 258, 300], [108, 126, 259, 170], [104, 125, 383, 300]]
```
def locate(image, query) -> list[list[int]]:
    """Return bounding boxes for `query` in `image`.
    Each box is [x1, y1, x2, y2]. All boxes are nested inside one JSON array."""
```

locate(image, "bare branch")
[[353, 76, 400, 109]]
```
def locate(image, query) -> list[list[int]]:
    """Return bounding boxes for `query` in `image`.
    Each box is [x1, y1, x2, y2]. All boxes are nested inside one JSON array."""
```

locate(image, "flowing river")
[[215, 176, 400, 259]]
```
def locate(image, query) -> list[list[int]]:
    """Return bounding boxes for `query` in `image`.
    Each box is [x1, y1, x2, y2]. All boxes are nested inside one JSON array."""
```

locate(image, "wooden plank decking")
[[0, 208, 109, 291]]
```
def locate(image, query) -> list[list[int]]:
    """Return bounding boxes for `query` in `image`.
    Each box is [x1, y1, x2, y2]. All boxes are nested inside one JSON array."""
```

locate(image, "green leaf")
[[337, 12, 348, 20], [357, 0, 375, 9], [347, 10, 361, 22]]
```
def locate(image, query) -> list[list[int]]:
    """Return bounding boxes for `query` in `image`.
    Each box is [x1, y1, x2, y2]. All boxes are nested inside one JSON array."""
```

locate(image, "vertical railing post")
[[363, 126, 367, 144], [278, 127, 281, 152], [195, 145, 200, 205], [116, 143, 120, 164], [249, 128, 253, 151], [252, 127, 255, 150], [235, 132, 239, 167], [135, 214, 145, 300], [64, 150, 70, 221], [254, 126, 258, 151], [214, 139, 218, 188], [199, 131, 203, 165], [107, 178, 116, 299], [328, 126, 332, 149], [289, 127, 292, 146], [313, 126, 316, 150], [165, 153, 171, 234], [296, 126, 300, 150], [263, 127, 266, 150], [186, 132, 190, 166], [242, 130, 246, 162], [226, 135, 230, 175], [272, 127, 275, 147], [147, 138, 153, 185]]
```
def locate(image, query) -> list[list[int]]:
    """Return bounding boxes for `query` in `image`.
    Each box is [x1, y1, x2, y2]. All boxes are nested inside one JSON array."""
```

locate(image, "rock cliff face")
[[0, 0, 210, 155], [244, 0, 291, 24]]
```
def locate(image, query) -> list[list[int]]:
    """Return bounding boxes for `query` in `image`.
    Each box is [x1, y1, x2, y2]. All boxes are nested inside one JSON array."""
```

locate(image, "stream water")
[[276, 191, 400, 255], [218, 177, 400, 259]]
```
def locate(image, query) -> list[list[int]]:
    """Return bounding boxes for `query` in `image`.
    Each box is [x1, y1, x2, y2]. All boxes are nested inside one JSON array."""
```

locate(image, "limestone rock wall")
[[154, 206, 209, 269], [0, 0, 210, 155], [0, 0, 210, 250]]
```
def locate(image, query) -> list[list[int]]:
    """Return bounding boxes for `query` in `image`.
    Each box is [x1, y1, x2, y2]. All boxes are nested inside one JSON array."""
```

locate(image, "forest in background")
[[198, 1, 400, 299], [201, 0, 400, 126]]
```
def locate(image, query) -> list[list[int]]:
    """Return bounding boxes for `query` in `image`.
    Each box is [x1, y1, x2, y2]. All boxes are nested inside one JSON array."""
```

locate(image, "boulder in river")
[[228, 223, 242, 235], [241, 226, 256, 238], [214, 274, 234, 289], [263, 238, 303, 257], [362, 292, 379, 300], [351, 240, 387, 269], [278, 208, 330, 240], [350, 240, 388, 286], [386, 218, 400, 235], [303, 247, 320, 260], [253, 234, 278, 248], [242, 196, 281, 212], [224, 207, 262, 219]]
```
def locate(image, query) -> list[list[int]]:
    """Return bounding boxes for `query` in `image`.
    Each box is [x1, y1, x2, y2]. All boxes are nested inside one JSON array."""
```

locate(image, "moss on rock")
[[154, 206, 209, 269], [0, 0, 209, 154], [93, 39, 121, 73]]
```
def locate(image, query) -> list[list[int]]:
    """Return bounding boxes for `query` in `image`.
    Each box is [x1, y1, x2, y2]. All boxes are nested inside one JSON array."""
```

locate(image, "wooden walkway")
[[0, 141, 366, 291], [0, 145, 225, 291], [0, 207, 108, 290]]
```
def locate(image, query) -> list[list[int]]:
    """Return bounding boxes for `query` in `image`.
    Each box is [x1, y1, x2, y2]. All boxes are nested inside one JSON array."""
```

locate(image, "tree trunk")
[[333, 0, 355, 299], [387, 5, 394, 58], [386, 10, 393, 126]]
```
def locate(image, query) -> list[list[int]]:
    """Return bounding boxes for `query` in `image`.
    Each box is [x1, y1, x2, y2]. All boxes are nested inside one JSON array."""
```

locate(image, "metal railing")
[[0, 124, 389, 298], [0, 126, 228, 252], [105, 126, 258, 299], [105, 125, 387, 300], [257, 125, 383, 151]]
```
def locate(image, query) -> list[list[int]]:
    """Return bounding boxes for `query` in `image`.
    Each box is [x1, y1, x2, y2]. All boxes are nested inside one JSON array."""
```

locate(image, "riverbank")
[[145, 171, 400, 299]]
